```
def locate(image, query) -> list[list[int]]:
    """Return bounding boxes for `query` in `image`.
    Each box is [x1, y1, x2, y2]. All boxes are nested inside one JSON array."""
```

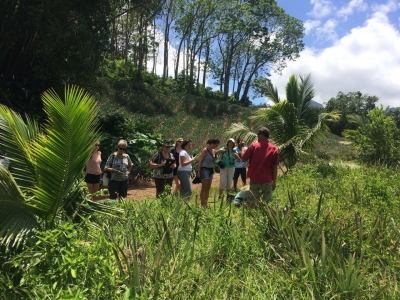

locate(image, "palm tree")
[[227, 74, 340, 171], [0, 86, 121, 249]]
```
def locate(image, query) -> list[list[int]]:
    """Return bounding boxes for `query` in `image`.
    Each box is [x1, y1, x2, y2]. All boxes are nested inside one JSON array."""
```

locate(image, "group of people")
[[83, 126, 279, 207], [83, 139, 132, 201]]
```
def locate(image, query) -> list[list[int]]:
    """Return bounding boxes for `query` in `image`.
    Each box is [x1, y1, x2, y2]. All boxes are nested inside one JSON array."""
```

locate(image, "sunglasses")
[[177, 141, 183, 143], [118, 147, 126, 151], [95, 144, 100, 146]]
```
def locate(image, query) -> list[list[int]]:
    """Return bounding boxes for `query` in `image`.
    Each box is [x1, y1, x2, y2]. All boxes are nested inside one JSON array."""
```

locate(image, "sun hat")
[[227, 138, 235, 143], [161, 140, 173, 147]]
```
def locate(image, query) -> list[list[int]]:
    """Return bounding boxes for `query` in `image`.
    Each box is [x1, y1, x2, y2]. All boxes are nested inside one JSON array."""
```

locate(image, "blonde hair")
[[117, 139, 128, 148], [175, 137, 184, 148]]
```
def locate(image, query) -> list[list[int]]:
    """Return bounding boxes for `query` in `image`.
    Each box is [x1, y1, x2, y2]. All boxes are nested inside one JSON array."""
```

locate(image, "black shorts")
[[85, 173, 101, 184], [233, 168, 247, 181]]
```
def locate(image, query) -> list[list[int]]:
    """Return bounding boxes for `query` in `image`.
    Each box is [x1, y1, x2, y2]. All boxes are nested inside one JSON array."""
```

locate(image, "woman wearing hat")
[[218, 138, 240, 198], [150, 140, 177, 198]]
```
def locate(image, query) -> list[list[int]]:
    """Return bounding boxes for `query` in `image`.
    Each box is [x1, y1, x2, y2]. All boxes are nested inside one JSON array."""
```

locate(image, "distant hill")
[[387, 107, 400, 112], [309, 100, 324, 109]]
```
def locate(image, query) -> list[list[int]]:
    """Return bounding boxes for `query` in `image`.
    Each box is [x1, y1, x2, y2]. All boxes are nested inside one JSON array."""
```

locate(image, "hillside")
[[96, 79, 256, 150]]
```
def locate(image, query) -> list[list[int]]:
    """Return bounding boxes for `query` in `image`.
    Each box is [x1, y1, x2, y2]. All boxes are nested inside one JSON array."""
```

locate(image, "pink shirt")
[[242, 140, 278, 183], [85, 152, 102, 175]]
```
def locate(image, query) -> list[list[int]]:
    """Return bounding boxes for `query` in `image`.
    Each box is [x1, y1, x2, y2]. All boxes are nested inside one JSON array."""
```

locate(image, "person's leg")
[[86, 183, 94, 194], [260, 182, 273, 203], [240, 168, 247, 186], [233, 168, 240, 191], [118, 180, 128, 200], [200, 179, 212, 207], [173, 175, 180, 194], [249, 181, 261, 205], [154, 178, 164, 198], [178, 171, 192, 200], [165, 178, 173, 192], [226, 167, 235, 194], [108, 180, 118, 199], [219, 168, 228, 197]]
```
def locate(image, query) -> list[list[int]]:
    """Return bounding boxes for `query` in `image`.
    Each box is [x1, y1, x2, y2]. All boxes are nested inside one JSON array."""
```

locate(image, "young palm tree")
[[227, 74, 340, 171], [0, 86, 121, 249]]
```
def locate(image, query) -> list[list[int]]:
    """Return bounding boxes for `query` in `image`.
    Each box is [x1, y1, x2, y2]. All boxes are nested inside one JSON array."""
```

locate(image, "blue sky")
[[265, 0, 400, 108]]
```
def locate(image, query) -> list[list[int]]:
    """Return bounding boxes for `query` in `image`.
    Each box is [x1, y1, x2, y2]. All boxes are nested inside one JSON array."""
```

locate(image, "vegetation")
[[227, 74, 340, 171], [0, 86, 121, 248], [1, 161, 400, 298], [324, 91, 378, 136], [343, 106, 400, 165], [2, 1, 400, 298]]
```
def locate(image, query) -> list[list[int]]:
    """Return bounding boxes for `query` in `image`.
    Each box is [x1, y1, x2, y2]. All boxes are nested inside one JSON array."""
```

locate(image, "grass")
[[2, 161, 400, 299]]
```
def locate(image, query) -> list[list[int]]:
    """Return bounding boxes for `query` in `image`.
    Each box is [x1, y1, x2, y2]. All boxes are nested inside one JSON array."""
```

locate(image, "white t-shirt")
[[178, 150, 192, 172]]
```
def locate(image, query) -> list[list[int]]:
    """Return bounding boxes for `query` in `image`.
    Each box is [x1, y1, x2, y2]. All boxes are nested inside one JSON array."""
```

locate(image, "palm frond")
[[347, 114, 368, 127], [0, 105, 40, 190], [263, 80, 280, 104], [298, 74, 315, 118], [225, 123, 258, 145], [286, 74, 300, 108], [0, 168, 38, 248], [28, 86, 100, 222]]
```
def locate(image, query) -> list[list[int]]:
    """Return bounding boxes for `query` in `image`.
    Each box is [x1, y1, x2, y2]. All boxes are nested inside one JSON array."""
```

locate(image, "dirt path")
[[126, 173, 222, 201]]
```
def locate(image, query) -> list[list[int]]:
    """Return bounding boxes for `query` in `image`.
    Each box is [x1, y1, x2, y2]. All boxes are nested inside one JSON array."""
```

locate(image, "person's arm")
[[232, 152, 240, 161], [215, 147, 225, 155], [105, 153, 121, 174], [241, 146, 252, 162], [169, 154, 177, 169], [180, 152, 194, 167], [149, 152, 165, 169], [197, 148, 207, 176], [127, 155, 133, 173]]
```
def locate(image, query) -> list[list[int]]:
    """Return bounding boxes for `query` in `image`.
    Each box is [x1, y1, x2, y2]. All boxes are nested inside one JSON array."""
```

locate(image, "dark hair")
[[257, 127, 270, 138], [207, 138, 220, 145], [237, 138, 244, 144], [181, 139, 192, 150]]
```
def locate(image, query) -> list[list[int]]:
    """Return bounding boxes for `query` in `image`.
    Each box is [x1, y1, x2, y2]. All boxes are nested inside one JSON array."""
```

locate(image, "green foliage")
[[386, 108, 400, 128], [0, 86, 121, 249], [1, 0, 110, 115], [343, 107, 400, 165], [324, 91, 378, 136], [227, 74, 340, 171], [2, 163, 400, 298]]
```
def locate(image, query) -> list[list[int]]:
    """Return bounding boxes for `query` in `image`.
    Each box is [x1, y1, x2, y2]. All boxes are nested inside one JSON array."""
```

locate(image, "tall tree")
[[0, 0, 110, 114], [324, 91, 378, 136], [211, 0, 304, 100]]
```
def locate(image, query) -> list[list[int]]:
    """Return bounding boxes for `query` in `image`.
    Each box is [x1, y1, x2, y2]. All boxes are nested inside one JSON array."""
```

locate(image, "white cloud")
[[337, 0, 368, 19], [304, 20, 321, 35], [269, 6, 400, 108], [309, 0, 335, 19], [315, 19, 338, 42]]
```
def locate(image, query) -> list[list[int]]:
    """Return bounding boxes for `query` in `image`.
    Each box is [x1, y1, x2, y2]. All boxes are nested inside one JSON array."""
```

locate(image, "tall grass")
[[1, 163, 400, 299]]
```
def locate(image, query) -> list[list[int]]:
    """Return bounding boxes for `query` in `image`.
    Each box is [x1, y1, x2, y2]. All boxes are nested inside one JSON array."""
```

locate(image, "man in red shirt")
[[241, 127, 278, 204]]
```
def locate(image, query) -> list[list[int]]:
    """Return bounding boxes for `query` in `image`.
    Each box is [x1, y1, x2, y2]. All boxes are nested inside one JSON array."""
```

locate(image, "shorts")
[[200, 167, 214, 180], [85, 173, 101, 184]]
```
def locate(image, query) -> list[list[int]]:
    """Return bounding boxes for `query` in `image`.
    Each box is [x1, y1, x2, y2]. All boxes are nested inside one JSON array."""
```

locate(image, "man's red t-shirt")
[[242, 140, 279, 183]]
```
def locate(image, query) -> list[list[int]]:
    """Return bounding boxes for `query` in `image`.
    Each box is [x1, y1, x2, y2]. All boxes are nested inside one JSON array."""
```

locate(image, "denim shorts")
[[200, 167, 214, 180]]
